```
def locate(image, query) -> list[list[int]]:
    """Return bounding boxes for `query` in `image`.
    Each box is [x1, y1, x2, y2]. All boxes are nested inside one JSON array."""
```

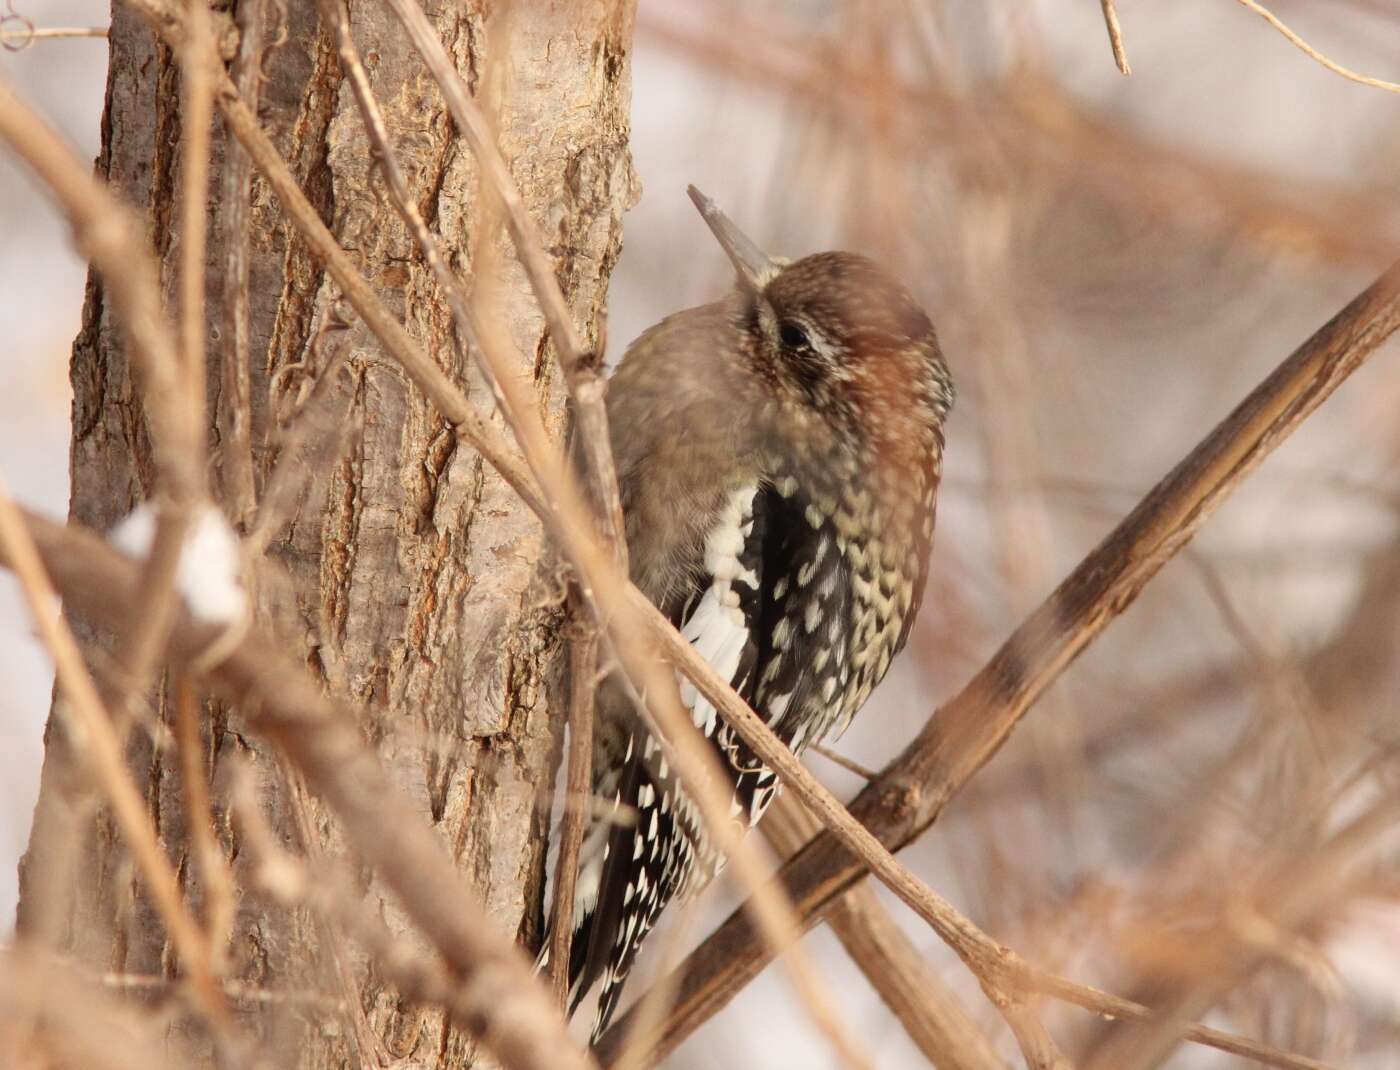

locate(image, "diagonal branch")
[[0, 77, 199, 503], [1099, 0, 1131, 75]]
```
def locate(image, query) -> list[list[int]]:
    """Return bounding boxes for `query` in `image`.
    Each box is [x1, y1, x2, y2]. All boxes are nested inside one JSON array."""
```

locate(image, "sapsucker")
[[542, 187, 954, 1039]]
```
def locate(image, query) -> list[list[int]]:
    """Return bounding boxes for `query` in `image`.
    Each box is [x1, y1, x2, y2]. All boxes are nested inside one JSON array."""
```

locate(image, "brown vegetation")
[[2, 2, 1399, 1069]]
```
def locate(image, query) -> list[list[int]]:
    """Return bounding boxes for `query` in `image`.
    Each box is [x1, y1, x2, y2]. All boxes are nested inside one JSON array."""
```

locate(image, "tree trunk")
[[17, 1, 636, 1065]]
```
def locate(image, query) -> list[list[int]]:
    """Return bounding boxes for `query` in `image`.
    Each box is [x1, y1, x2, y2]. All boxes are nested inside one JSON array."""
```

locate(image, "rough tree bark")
[[16, 1, 636, 1065]]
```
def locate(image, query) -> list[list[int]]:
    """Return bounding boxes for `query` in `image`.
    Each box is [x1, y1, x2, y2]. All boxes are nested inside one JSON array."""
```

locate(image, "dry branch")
[[215, 0, 264, 528], [109, 2, 220, 735], [1232, 0, 1400, 94], [3, 511, 594, 1070], [1099, 0, 1131, 75], [0, 25, 107, 49], [547, 622, 599, 1008], [173, 677, 235, 976], [594, 249, 1400, 1061]]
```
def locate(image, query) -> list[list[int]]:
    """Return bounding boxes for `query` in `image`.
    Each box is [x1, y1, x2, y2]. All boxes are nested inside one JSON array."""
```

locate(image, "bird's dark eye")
[[779, 321, 810, 349]]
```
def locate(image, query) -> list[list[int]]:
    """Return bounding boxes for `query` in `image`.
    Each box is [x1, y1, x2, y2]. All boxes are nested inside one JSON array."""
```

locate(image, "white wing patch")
[[678, 485, 760, 739]]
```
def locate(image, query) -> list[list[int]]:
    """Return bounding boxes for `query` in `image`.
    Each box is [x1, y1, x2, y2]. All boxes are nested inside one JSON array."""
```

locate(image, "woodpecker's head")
[[687, 186, 953, 473]]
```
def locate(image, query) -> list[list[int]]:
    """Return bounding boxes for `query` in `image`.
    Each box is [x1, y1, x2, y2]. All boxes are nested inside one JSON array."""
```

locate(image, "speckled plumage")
[[542, 191, 953, 1039]]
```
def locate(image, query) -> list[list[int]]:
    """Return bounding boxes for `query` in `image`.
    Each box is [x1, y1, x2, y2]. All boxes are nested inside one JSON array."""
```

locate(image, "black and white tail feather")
[[540, 475, 873, 1041]]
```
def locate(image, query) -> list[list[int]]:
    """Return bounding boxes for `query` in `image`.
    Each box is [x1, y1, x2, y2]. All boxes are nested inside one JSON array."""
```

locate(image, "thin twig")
[[1232, 0, 1400, 94], [546, 620, 598, 1008], [0, 25, 107, 48], [97, 969, 346, 1011], [108, 510, 190, 731], [994, 990, 1072, 1070], [313, 0, 525, 437], [216, 0, 265, 529], [174, 676, 236, 975], [384, 0, 589, 363], [1032, 969, 1341, 1070], [179, 0, 211, 453], [1098, 0, 1130, 74], [105, 0, 219, 737], [810, 743, 880, 781]]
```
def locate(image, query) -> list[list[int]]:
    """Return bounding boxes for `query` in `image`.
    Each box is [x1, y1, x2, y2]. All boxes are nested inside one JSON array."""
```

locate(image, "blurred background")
[[5, 1, 1400, 1066]]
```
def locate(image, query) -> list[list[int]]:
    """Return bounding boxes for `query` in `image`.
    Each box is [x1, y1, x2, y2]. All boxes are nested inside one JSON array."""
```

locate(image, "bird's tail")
[[536, 792, 615, 1016], [540, 734, 698, 1042]]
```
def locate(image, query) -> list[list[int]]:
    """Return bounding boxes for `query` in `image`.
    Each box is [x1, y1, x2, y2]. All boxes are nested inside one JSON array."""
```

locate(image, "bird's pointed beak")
[[687, 185, 779, 292]]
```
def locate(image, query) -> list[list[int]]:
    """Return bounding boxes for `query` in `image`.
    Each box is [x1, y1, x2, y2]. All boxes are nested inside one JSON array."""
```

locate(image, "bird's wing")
[[565, 480, 851, 1039]]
